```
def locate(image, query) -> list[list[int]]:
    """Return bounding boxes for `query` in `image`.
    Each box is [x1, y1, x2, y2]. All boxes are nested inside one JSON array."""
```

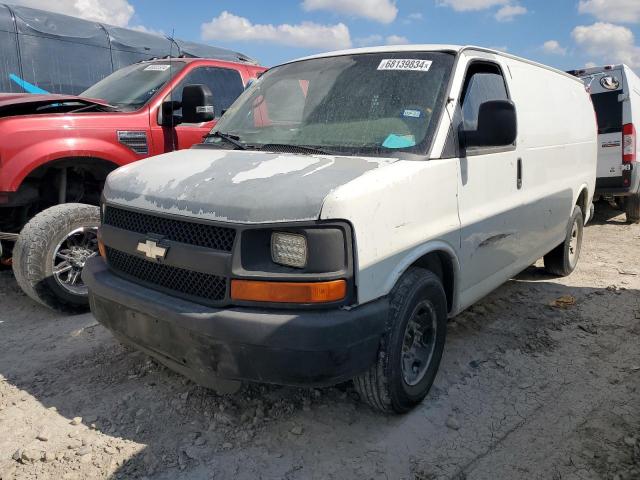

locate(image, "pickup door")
[[150, 65, 247, 152]]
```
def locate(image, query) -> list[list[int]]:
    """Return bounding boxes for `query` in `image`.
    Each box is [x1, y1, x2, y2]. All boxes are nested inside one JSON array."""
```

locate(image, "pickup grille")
[[105, 247, 227, 303], [104, 206, 236, 252]]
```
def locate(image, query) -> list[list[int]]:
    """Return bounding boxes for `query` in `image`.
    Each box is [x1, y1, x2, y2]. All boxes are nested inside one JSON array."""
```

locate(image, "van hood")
[[103, 149, 399, 224]]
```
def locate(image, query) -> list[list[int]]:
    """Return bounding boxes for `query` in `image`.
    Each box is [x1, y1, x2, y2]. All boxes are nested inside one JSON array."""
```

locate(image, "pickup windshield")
[[206, 52, 454, 156], [81, 61, 186, 111]]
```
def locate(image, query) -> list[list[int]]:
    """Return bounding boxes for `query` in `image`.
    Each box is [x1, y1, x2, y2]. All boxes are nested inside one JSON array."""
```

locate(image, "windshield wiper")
[[259, 144, 336, 155], [204, 131, 247, 150]]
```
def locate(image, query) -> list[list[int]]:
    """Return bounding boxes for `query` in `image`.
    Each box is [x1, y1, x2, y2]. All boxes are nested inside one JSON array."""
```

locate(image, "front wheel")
[[12, 204, 100, 313], [544, 205, 584, 276], [354, 267, 447, 413]]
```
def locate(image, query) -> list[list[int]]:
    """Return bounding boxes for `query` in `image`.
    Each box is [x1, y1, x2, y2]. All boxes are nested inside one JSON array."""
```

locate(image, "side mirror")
[[182, 84, 215, 123], [463, 100, 517, 148], [158, 100, 182, 127]]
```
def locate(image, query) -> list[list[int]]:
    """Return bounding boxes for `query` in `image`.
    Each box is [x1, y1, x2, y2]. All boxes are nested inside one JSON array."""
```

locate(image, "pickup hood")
[[0, 93, 113, 117], [104, 149, 399, 223]]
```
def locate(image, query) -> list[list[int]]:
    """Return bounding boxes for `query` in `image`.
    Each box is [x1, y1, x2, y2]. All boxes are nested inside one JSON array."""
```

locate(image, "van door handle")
[[517, 158, 523, 190]]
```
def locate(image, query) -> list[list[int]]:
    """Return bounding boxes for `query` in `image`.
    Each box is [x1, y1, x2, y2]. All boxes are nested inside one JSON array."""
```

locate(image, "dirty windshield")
[[206, 52, 454, 156], [81, 61, 186, 111]]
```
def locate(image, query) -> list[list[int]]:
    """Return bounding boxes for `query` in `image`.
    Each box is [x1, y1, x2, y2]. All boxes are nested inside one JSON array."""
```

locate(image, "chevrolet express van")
[[85, 46, 597, 413], [569, 64, 640, 222]]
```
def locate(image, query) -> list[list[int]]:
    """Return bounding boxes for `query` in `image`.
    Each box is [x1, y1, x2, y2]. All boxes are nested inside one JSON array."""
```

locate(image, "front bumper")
[[83, 257, 388, 390]]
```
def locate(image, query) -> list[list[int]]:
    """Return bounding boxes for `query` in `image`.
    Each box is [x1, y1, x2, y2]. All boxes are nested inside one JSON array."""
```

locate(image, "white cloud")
[[355, 34, 410, 46], [542, 40, 567, 55], [495, 4, 527, 22], [572, 22, 640, 68], [302, 0, 397, 24], [201, 11, 351, 50], [437, 0, 510, 12], [408, 12, 424, 20], [578, 0, 640, 24], [10, 0, 134, 27], [386, 35, 410, 45], [585, 61, 598, 68]]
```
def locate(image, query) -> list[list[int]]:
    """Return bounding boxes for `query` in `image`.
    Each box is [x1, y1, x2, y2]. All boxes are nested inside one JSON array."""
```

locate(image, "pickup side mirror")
[[158, 100, 182, 127], [463, 100, 517, 148], [182, 84, 215, 123]]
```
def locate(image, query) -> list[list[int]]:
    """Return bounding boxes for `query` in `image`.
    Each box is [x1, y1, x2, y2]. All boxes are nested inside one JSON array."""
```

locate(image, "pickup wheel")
[[12, 204, 100, 313], [624, 193, 640, 223], [353, 267, 447, 414], [544, 205, 583, 276]]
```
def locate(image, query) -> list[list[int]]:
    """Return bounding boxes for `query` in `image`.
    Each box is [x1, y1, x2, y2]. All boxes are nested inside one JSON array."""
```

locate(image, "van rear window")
[[591, 91, 623, 135]]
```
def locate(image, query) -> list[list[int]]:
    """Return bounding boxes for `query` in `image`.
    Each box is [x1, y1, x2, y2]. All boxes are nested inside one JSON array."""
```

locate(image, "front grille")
[[106, 247, 226, 303], [104, 206, 236, 252]]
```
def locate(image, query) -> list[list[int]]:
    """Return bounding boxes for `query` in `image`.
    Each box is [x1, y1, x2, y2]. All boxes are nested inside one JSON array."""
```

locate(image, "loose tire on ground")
[[12, 203, 100, 313], [624, 193, 640, 223], [544, 205, 584, 277], [354, 267, 447, 414]]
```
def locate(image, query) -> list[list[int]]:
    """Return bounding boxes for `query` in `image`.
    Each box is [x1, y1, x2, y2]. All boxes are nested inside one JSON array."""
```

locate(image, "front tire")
[[12, 204, 100, 313], [625, 193, 640, 223], [544, 205, 584, 276], [354, 267, 447, 413]]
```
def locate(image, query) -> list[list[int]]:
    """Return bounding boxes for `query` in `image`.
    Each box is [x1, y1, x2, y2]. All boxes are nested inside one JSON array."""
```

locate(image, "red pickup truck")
[[0, 57, 266, 311]]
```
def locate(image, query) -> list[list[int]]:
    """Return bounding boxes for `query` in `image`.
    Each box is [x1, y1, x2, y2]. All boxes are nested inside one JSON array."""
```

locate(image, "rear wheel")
[[353, 267, 447, 413], [544, 205, 584, 276], [12, 203, 100, 313], [625, 193, 640, 223]]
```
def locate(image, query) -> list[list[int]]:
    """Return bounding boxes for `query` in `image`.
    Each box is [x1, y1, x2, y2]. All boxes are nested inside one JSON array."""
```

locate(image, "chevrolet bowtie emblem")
[[136, 239, 168, 261]]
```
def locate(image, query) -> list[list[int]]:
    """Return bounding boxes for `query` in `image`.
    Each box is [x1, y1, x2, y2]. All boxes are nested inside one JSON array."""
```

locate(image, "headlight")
[[271, 232, 307, 268]]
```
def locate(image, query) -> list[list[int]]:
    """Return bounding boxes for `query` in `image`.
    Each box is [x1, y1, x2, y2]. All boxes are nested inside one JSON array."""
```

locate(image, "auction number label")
[[377, 59, 432, 72]]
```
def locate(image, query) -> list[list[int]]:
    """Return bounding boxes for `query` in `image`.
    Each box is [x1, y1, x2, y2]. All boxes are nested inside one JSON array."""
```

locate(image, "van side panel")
[[505, 58, 596, 265]]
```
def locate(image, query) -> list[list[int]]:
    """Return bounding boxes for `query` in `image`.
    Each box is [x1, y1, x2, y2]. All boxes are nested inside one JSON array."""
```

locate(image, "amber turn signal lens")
[[98, 237, 106, 258], [231, 279, 347, 303]]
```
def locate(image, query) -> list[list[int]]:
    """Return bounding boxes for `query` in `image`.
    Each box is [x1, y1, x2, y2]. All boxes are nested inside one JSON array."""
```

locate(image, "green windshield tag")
[[382, 134, 416, 149]]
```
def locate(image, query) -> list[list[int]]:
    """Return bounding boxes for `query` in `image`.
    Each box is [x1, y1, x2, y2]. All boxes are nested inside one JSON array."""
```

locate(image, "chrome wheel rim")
[[568, 219, 580, 267], [52, 226, 98, 296], [401, 300, 438, 387]]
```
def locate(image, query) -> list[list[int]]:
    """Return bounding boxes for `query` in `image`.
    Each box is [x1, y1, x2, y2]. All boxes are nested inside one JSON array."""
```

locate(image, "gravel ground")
[[0, 202, 639, 480]]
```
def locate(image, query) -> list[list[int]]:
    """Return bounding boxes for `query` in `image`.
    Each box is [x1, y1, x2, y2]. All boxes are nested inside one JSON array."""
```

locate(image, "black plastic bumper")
[[83, 258, 388, 389]]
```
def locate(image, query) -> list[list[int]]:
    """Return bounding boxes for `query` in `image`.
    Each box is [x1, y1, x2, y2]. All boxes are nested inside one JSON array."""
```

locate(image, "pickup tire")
[[12, 204, 100, 313], [544, 205, 584, 276], [625, 193, 640, 223], [354, 267, 447, 413]]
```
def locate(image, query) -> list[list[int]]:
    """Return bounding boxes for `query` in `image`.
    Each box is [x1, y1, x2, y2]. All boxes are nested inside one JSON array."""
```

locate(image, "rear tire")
[[12, 203, 100, 313], [353, 267, 447, 414], [544, 205, 584, 277], [625, 193, 640, 223]]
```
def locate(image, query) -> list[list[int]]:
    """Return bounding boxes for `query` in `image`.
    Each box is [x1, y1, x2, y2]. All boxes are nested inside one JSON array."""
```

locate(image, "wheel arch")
[[575, 184, 590, 221], [382, 241, 460, 315]]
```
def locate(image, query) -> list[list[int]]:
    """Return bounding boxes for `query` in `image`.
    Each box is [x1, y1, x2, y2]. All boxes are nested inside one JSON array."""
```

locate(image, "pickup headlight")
[[271, 232, 307, 268]]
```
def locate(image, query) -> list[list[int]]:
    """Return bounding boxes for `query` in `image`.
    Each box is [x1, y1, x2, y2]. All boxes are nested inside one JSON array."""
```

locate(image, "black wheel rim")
[[401, 300, 438, 386], [52, 226, 98, 296]]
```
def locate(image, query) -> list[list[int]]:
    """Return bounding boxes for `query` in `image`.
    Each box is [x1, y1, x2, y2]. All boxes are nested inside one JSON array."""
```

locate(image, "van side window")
[[171, 67, 244, 119], [461, 64, 509, 131]]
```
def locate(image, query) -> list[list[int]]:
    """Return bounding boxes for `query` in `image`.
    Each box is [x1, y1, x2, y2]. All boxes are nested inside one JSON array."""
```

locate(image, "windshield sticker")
[[143, 64, 171, 72], [382, 134, 416, 149], [377, 59, 432, 72], [402, 109, 423, 118]]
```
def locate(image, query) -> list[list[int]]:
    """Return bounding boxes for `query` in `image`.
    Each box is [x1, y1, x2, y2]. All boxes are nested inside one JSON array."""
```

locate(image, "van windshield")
[[206, 52, 454, 156], [81, 61, 186, 111]]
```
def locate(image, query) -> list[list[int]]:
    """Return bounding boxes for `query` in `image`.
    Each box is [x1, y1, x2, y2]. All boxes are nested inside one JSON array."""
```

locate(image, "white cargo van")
[[85, 46, 597, 413], [570, 64, 640, 222]]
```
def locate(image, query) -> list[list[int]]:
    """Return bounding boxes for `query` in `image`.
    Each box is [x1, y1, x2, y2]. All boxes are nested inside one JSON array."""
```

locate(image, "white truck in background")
[[569, 64, 640, 222]]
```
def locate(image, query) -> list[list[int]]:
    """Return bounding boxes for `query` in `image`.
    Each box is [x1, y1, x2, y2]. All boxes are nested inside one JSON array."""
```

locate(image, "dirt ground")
[[0, 202, 639, 480]]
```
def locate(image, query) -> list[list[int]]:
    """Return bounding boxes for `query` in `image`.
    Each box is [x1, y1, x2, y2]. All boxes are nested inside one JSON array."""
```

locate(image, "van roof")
[[567, 64, 631, 77], [286, 44, 581, 82]]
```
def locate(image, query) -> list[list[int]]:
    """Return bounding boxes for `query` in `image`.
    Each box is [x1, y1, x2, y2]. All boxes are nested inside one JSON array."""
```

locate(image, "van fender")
[[378, 240, 462, 316]]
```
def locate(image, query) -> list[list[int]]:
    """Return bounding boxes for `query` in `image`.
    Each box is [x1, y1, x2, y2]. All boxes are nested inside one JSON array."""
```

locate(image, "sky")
[[10, 0, 640, 72]]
